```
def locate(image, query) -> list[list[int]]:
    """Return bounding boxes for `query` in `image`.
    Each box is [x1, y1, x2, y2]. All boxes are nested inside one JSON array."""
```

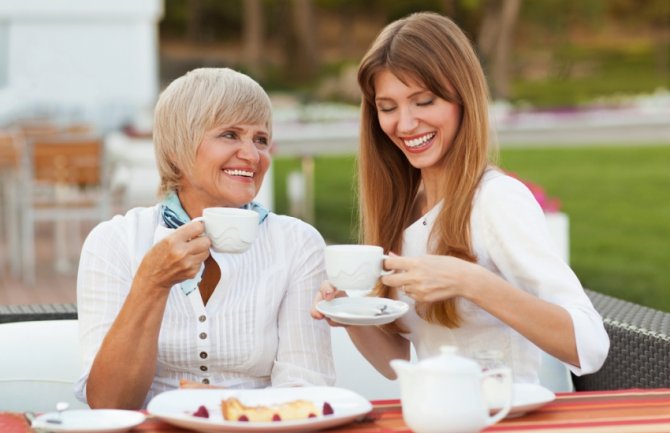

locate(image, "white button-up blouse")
[[398, 170, 609, 383], [74, 205, 335, 407]]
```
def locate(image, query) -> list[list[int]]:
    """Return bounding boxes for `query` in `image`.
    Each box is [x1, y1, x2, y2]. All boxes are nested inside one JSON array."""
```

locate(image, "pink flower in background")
[[507, 171, 561, 213]]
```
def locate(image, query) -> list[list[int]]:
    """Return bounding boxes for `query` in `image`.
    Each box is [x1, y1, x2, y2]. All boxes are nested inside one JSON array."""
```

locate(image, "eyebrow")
[[375, 89, 432, 103]]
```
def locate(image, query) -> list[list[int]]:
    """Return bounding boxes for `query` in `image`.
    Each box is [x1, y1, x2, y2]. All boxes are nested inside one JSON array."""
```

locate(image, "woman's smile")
[[401, 131, 436, 153], [222, 167, 256, 183]]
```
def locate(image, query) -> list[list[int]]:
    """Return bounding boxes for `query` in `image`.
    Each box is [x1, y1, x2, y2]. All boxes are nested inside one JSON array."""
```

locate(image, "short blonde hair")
[[153, 68, 272, 196]]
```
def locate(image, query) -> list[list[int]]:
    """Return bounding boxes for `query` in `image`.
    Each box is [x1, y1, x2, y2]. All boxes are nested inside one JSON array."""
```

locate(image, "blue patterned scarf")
[[160, 191, 269, 295]]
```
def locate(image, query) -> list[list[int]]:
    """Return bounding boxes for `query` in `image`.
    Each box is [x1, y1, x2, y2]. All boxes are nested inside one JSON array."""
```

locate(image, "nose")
[[397, 105, 418, 134], [236, 138, 260, 164]]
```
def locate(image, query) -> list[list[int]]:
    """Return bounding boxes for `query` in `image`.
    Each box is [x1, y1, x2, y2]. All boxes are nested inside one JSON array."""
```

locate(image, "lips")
[[401, 132, 435, 153]]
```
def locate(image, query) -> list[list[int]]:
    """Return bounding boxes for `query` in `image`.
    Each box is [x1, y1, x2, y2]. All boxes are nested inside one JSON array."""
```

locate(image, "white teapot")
[[390, 345, 512, 433]]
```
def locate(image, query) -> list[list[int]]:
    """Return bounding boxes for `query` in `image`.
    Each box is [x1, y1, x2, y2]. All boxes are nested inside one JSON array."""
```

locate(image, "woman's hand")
[[381, 254, 482, 303], [135, 220, 212, 292], [310, 280, 348, 326]]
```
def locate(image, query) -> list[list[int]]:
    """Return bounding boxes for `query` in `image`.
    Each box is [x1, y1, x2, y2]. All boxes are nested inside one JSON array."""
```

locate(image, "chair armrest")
[[572, 290, 670, 390], [0, 303, 77, 323]]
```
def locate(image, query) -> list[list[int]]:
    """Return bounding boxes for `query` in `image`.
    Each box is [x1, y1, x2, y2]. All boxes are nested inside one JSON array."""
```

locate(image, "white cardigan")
[[399, 170, 609, 383], [74, 205, 335, 407]]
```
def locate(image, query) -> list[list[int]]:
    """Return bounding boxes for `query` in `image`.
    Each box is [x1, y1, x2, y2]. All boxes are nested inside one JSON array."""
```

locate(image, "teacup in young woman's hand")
[[325, 244, 392, 292], [192, 207, 259, 253]]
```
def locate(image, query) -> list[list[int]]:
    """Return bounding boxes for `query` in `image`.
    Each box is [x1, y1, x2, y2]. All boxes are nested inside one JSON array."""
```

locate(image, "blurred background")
[[0, 0, 668, 312]]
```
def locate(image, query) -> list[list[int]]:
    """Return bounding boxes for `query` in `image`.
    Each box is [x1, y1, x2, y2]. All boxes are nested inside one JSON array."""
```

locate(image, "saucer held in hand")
[[317, 297, 409, 326]]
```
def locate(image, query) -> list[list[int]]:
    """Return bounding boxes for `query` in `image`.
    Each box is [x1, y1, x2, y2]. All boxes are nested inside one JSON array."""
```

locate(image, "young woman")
[[312, 12, 608, 384]]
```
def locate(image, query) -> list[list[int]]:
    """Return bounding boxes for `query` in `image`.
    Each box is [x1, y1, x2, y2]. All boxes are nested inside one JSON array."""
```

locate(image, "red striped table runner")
[[77, 388, 670, 433], [133, 389, 670, 433], [344, 389, 670, 433]]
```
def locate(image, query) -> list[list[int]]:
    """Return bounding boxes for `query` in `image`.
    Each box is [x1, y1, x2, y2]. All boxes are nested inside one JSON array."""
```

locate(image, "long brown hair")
[[357, 12, 495, 328]]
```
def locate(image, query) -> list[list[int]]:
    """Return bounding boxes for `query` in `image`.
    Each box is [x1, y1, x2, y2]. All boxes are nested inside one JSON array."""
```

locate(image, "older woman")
[[75, 68, 335, 409]]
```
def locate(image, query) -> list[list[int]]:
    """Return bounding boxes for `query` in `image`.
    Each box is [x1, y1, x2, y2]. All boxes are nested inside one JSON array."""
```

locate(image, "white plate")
[[31, 409, 146, 433], [316, 297, 409, 326], [147, 386, 372, 433], [491, 383, 555, 418]]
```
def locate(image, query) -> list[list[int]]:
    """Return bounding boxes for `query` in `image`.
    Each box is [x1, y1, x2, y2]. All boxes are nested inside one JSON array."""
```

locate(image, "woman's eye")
[[417, 99, 434, 107], [220, 131, 237, 139], [254, 136, 269, 146], [377, 105, 396, 113]]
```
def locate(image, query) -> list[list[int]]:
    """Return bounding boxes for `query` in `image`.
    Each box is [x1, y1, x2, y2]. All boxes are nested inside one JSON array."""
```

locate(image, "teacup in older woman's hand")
[[193, 207, 259, 253]]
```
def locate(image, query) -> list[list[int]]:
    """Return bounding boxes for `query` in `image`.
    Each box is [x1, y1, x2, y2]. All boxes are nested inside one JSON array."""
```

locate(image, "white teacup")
[[325, 244, 391, 292], [192, 207, 259, 253]]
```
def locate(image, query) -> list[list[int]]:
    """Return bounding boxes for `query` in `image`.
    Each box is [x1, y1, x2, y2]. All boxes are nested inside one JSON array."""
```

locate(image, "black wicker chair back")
[[573, 290, 670, 390]]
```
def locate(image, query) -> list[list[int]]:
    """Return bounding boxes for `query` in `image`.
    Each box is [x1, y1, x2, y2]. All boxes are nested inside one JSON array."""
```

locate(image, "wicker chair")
[[572, 290, 670, 390], [0, 303, 77, 323]]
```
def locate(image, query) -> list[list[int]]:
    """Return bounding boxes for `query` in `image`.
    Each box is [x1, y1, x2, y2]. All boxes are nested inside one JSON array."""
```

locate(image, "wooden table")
[[130, 388, 670, 433]]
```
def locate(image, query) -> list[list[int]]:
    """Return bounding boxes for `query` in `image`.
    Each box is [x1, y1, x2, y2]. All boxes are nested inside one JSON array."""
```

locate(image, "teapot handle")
[[482, 367, 513, 425]]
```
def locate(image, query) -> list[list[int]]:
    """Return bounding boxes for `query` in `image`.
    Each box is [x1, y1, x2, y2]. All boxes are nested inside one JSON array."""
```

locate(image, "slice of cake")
[[221, 397, 333, 422]]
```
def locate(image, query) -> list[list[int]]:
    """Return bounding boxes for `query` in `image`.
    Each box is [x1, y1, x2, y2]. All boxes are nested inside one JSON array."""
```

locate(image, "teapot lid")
[[418, 345, 481, 375]]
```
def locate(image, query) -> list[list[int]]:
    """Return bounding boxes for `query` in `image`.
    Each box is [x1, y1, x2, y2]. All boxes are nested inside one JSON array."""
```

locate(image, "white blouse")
[[74, 205, 335, 407], [399, 170, 609, 383]]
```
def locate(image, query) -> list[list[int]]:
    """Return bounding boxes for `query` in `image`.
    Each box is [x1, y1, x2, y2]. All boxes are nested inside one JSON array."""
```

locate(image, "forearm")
[[86, 286, 169, 409], [346, 325, 410, 379], [469, 271, 579, 366]]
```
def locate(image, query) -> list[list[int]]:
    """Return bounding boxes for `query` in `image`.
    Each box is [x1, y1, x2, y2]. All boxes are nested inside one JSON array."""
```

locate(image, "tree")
[[243, 0, 264, 78], [477, 0, 522, 100], [290, 0, 320, 82]]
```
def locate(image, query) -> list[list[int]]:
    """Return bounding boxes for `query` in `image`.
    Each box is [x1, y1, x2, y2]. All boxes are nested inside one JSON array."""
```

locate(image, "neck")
[[420, 173, 441, 214]]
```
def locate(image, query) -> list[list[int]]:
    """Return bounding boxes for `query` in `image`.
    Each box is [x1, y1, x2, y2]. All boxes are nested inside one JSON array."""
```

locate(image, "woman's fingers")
[[310, 281, 347, 321], [137, 222, 213, 289]]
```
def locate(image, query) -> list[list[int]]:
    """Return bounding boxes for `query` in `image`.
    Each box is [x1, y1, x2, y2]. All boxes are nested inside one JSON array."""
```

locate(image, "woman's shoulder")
[[476, 169, 536, 204], [473, 168, 544, 226], [85, 205, 161, 243], [478, 168, 528, 192]]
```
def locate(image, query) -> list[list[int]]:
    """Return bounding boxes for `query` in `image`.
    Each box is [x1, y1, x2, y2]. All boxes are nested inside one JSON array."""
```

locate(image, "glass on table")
[[473, 349, 513, 410]]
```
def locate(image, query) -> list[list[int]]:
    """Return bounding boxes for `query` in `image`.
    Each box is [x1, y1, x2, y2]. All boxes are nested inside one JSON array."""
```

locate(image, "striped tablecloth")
[[4, 388, 668, 433], [132, 388, 670, 433], [339, 389, 670, 433]]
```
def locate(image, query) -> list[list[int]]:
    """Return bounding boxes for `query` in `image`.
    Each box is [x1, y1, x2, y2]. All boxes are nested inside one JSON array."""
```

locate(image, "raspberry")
[[192, 405, 209, 418], [238, 415, 249, 422], [272, 414, 282, 421], [308, 413, 317, 418], [323, 402, 334, 415]]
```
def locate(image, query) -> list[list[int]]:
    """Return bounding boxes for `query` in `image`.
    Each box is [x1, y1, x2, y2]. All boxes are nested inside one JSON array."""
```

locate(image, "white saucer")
[[316, 297, 409, 326], [32, 409, 146, 433], [490, 383, 555, 418]]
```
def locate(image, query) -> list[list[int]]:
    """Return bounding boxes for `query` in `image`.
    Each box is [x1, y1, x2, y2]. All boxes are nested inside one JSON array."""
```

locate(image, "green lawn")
[[272, 145, 670, 312]]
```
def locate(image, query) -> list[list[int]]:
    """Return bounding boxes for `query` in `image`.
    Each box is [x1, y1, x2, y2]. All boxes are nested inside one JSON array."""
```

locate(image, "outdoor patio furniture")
[[573, 289, 670, 390], [0, 319, 88, 412], [0, 128, 23, 277], [19, 130, 111, 285], [0, 303, 77, 323]]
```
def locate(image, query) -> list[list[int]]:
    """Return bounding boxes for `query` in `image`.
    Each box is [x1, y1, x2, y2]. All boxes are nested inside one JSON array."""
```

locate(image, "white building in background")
[[0, 0, 163, 132]]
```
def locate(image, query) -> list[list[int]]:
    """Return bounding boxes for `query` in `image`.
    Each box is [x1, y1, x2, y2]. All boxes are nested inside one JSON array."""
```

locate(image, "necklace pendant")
[[422, 219, 428, 226]]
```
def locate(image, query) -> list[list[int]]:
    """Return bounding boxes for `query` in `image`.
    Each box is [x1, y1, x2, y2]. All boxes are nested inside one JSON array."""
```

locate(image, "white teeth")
[[404, 132, 435, 148], [224, 169, 254, 177]]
